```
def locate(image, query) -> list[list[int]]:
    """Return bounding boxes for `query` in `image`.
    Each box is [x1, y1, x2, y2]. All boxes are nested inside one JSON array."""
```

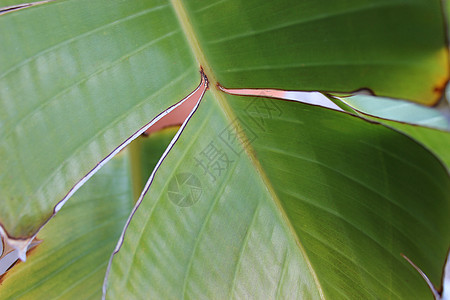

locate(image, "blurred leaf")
[[129, 127, 179, 200], [0, 122, 180, 298], [0, 151, 133, 299]]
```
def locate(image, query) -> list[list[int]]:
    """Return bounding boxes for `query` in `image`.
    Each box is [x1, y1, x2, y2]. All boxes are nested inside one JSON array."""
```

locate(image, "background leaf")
[[0, 150, 133, 299], [0, 127, 178, 298], [129, 127, 179, 201]]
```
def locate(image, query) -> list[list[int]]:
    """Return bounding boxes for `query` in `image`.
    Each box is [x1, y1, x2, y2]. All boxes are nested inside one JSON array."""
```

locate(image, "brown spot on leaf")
[[430, 75, 449, 106], [434, 80, 446, 96]]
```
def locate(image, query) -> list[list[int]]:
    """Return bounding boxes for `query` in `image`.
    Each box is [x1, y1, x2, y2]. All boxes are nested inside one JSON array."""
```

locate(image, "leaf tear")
[[0, 227, 41, 276], [143, 69, 208, 136], [0, 0, 56, 16], [401, 253, 446, 299], [0, 70, 207, 275], [102, 71, 208, 299], [217, 84, 343, 111]]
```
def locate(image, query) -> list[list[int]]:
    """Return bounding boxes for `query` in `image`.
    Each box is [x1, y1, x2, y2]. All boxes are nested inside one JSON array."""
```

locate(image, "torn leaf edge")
[[0, 0, 56, 16], [0, 70, 207, 265], [101, 71, 208, 299]]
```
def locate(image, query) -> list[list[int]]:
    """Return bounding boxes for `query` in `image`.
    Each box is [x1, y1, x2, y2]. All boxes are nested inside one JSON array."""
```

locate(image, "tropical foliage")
[[0, 0, 449, 299]]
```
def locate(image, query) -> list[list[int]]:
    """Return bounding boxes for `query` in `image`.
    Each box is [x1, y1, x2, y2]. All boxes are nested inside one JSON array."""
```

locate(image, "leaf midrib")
[[170, 0, 325, 297]]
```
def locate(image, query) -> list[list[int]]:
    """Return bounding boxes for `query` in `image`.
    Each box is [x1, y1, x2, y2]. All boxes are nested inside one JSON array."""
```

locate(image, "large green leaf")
[[182, 0, 448, 103], [105, 92, 450, 299], [1, 0, 447, 238], [0, 150, 133, 299]]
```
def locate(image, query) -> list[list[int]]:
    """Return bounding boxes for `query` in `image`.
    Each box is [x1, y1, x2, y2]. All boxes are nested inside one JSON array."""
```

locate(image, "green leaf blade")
[[226, 95, 450, 298], [183, 0, 448, 104], [105, 93, 324, 299], [105, 93, 450, 299]]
